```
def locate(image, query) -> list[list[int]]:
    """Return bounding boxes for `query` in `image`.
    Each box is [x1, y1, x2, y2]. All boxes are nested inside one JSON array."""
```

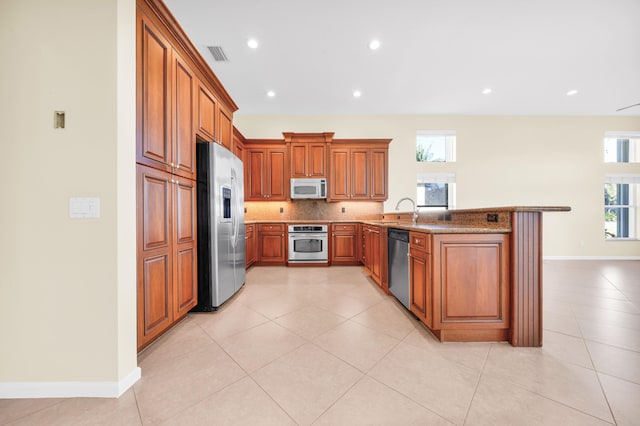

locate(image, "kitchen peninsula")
[[246, 206, 571, 348]]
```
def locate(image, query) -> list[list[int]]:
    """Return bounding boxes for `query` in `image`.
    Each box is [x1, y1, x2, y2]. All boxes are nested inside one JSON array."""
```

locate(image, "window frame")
[[604, 132, 640, 163], [604, 175, 640, 241], [416, 173, 456, 210], [416, 130, 456, 163]]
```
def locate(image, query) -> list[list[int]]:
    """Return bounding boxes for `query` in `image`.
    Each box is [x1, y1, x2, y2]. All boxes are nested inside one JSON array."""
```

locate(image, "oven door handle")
[[289, 233, 328, 238]]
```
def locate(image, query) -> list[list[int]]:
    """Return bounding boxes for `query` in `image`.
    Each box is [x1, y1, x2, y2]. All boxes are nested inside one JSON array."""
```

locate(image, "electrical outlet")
[[280, 207, 284, 213], [341, 207, 345, 213], [54, 111, 65, 129], [487, 213, 499, 223]]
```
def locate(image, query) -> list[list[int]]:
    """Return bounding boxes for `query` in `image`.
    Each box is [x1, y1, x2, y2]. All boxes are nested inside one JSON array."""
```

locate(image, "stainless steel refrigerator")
[[193, 141, 245, 311]]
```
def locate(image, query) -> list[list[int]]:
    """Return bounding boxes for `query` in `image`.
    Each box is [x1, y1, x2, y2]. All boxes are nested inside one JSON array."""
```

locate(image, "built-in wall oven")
[[288, 224, 328, 263]]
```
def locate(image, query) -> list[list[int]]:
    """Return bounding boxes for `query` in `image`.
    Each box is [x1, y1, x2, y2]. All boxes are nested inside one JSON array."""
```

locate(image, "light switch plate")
[[69, 197, 101, 218]]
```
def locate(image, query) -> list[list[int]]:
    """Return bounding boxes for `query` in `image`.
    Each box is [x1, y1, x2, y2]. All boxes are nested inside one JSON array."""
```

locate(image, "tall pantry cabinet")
[[136, 0, 237, 351]]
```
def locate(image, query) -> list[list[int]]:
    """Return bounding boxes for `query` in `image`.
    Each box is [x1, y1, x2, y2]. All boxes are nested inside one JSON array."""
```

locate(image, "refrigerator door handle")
[[230, 169, 239, 249]]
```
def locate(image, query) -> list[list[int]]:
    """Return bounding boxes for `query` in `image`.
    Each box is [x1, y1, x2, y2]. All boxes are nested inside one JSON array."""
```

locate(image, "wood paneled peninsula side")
[[373, 206, 570, 348]]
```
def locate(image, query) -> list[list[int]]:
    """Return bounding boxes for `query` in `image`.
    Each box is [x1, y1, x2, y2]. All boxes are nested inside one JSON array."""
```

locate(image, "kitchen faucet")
[[395, 197, 419, 224]]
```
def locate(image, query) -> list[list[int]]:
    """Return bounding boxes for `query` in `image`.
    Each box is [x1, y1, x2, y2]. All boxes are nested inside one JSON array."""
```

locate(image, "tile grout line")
[[461, 341, 493, 425], [579, 317, 619, 425], [244, 375, 300, 426]]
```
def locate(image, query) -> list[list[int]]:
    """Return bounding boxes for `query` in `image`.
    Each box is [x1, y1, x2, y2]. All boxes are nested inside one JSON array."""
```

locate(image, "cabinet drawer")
[[258, 223, 285, 232], [246, 223, 255, 237], [410, 232, 430, 252], [332, 223, 357, 233]]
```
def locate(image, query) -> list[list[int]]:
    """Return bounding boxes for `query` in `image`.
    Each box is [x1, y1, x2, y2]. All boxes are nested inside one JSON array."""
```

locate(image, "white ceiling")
[[165, 0, 640, 116]]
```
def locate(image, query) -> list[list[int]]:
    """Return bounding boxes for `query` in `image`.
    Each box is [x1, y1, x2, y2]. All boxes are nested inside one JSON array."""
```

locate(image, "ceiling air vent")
[[207, 46, 228, 62]]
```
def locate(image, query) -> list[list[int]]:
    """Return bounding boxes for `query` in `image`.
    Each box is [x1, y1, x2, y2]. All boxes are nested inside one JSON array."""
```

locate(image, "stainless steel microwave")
[[290, 178, 327, 199]]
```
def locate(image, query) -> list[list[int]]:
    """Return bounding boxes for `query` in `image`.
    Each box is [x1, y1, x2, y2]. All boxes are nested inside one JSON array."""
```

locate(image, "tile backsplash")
[[244, 200, 383, 221]]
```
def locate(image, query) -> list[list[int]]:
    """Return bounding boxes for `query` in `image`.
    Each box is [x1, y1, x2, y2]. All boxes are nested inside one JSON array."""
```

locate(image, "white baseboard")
[[544, 256, 640, 260], [0, 367, 141, 399]]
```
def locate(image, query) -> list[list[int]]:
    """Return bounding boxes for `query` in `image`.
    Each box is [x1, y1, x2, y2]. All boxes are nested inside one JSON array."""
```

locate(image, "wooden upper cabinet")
[[329, 148, 350, 199], [289, 143, 326, 178], [370, 149, 388, 200], [245, 149, 266, 200], [284, 132, 331, 178], [172, 53, 196, 179], [218, 105, 233, 151], [197, 83, 217, 142], [137, 13, 171, 171], [137, 12, 197, 179], [244, 145, 288, 201], [268, 148, 287, 200], [327, 140, 390, 202], [233, 126, 246, 162], [350, 148, 370, 199], [196, 81, 234, 151]]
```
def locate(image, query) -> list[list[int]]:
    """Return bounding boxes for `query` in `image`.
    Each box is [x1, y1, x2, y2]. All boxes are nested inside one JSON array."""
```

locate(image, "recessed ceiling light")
[[482, 88, 492, 95], [267, 90, 275, 97], [353, 91, 362, 98], [247, 39, 259, 49], [369, 40, 381, 50], [566, 90, 578, 96]]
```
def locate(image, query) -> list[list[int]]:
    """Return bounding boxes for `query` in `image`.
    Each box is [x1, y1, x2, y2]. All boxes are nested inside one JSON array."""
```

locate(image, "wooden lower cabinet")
[[245, 223, 256, 268], [257, 223, 287, 265], [409, 232, 432, 327], [330, 223, 359, 264], [430, 233, 510, 342], [361, 225, 382, 286], [137, 164, 197, 351]]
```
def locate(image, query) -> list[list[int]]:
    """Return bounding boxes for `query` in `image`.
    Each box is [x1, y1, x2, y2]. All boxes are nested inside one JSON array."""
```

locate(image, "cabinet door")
[[259, 233, 286, 264], [245, 149, 266, 200], [267, 148, 287, 200], [370, 149, 388, 200], [370, 226, 381, 283], [137, 165, 173, 350], [432, 234, 509, 330], [172, 53, 196, 179], [329, 148, 350, 200], [290, 143, 307, 178], [331, 224, 358, 264], [197, 83, 216, 141], [137, 14, 171, 171], [218, 105, 233, 150], [410, 248, 431, 326], [351, 149, 369, 199], [308, 143, 326, 177], [233, 137, 245, 162], [245, 224, 256, 267], [173, 176, 197, 318], [362, 227, 372, 271]]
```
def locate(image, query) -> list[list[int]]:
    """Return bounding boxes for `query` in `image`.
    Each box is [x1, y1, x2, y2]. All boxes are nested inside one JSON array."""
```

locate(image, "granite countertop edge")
[[245, 219, 510, 234]]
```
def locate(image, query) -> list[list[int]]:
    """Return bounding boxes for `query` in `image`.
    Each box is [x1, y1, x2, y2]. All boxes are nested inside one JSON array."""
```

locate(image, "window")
[[604, 132, 640, 163], [417, 173, 455, 209], [416, 131, 456, 162], [604, 175, 640, 240]]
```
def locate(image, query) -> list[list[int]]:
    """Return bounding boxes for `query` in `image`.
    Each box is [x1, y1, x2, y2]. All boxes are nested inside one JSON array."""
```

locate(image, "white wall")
[[235, 115, 640, 258], [0, 0, 138, 396]]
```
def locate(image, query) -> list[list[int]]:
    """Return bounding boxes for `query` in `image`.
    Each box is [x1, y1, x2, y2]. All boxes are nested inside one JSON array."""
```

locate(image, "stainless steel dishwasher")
[[388, 228, 410, 310]]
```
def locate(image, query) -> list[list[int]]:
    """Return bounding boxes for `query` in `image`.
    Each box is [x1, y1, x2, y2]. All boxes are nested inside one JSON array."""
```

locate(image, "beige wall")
[[235, 115, 640, 257], [0, 0, 137, 393]]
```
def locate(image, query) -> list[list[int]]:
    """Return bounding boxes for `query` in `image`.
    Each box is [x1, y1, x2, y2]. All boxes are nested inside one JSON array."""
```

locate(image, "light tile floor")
[[2, 260, 639, 425]]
